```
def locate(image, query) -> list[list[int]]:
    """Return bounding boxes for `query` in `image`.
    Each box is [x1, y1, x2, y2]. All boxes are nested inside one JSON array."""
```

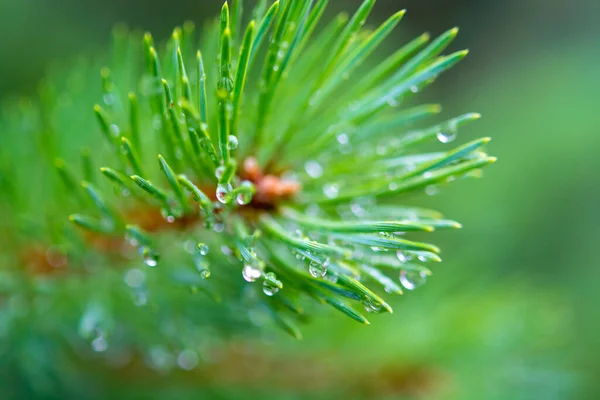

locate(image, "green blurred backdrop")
[[1, 0, 599, 398]]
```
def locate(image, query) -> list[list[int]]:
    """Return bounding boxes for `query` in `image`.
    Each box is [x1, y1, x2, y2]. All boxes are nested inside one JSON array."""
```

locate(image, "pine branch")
[[0, 0, 495, 378]]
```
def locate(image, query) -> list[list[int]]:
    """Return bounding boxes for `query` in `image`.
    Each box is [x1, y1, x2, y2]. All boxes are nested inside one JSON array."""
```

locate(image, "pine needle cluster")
[[0, 0, 494, 375]]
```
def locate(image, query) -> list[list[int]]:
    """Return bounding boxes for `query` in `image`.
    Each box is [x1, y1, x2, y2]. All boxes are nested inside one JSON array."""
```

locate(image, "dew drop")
[[308, 259, 329, 278], [305, 160, 323, 179], [227, 135, 239, 150], [124, 269, 145, 288], [213, 222, 225, 233], [199, 269, 211, 279], [323, 183, 339, 199], [197, 243, 209, 256], [388, 182, 398, 191], [142, 248, 159, 267], [336, 133, 349, 145], [350, 202, 366, 218], [242, 264, 262, 282], [216, 183, 233, 204], [396, 250, 412, 263], [149, 347, 174, 371], [177, 349, 199, 371], [410, 85, 419, 93], [134, 290, 148, 306], [236, 192, 252, 205], [215, 166, 225, 179], [262, 273, 280, 296], [425, 185, 439, 196], [103, 93, 115, 106], [109, 124, 120, 137], [399, 270, 428, 290], [437, 122, 458, 144], [387, 97, 399, 107], [160, 208, 176, 223], [362, 298, 383, 313], [91, 335, 108, 352]]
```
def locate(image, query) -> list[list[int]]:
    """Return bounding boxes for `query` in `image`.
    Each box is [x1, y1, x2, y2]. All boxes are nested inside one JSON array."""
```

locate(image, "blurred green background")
[[1, 0, 599, 398]]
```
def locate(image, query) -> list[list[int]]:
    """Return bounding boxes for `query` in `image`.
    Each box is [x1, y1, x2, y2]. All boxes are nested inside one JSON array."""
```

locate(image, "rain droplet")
[[437, 123, 458, 144], [221, 245, 233, 256], [197, 243, 209, 256], [308, 259, 329, 278], [134, 290, 148, 306], [227, 135, 239, 150], [410, 85, 419, 93], [213, 222, 225, 233], [160, 208, 176, 223], [362, 298, 383, 313], [125, 232, 139, 247], [337, 133, 349, 145], [103, 93, 115, 106], [305, 161, 323, 179], [109, 124, 120, 137], [262, 273, 280, 296], [149, 347, 175, 371], [216, 183, 233, 204], [399, 270, 428, 290], [199, 269, 211, 279], [124, 269, 145, 288], [396, 250, 412, 263], [350, 202, 366, 218], [236, 192, 252, 205], [142, 248, 159, 267], [242, 264, 262, 282], [425, 185, 439, 196], [215, 166, 225, 179], [323, 183, 339, 199], [337, 133, 352, 154], [177, 349, 199, 370], [387, 97, 399, 107], [91, 335, 108, 352]]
